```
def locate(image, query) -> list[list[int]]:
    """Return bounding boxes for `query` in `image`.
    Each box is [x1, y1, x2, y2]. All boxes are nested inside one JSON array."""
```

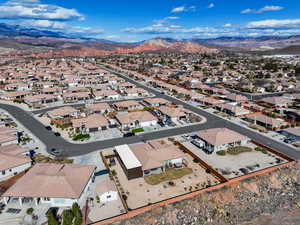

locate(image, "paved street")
[[0, 65, 300, 161]]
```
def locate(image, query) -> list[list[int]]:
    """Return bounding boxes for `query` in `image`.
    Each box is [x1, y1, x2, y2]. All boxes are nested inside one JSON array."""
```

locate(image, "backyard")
[[144, 168, 193, 185]]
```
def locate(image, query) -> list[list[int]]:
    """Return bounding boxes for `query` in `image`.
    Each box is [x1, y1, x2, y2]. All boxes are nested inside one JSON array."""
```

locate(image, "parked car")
[[284, 138, 295, 144], [50, 148, 61, 156], [54, 132, 61, 137], [123, 132, 135, 137], [45, 126, 52, 131]]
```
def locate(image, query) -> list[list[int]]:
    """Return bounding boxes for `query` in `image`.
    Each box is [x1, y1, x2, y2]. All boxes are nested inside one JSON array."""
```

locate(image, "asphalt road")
[[101, 65, 300, 161], [0, 65, 300, 161]]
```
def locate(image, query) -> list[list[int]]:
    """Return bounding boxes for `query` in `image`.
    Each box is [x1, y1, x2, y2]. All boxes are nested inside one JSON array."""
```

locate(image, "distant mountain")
[[115, 38, 218, 54], [192, 35, 300, 51], [2, 22, 300, 55], [0, 23, 69, 39]]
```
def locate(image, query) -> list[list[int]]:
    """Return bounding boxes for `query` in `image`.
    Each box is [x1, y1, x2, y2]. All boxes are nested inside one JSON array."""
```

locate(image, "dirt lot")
[[108, 154, 220, 209], [112, 164, 300, 225], [181, 141, 288, 179]]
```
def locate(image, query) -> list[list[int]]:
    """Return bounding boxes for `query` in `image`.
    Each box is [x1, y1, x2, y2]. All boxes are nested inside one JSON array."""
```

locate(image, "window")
[[107, 195, 111, 199], [2, 170, 5, 175]]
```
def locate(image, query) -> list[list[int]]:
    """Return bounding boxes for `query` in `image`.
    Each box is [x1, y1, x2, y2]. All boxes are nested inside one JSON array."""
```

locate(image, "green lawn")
[[132, 128, 144, 133], [144, 168, 193, 185], [72, 134, 90, 141]]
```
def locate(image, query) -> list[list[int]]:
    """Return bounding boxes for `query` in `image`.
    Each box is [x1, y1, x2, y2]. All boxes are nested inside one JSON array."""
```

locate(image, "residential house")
[[2, 163, 96, 207], [48, 106, 79, 120], [196, 128, 250, 152], [115, 111, 158, 130], [0, 145, 32, 181], [85, 103, 112, 114], [72, 114, 109, 133], [261, 97, 293, 108], [215, 104, 250, 116], [245, 114, 288, 130], [143, 98, 171, 107], [113, 100, 143, 111]]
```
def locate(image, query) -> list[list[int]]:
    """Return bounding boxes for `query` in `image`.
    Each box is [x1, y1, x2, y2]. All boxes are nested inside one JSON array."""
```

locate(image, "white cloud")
[[241, 5, 284, 14], [259, 6, 284, 13], [171, 5, 196, 13], [223, 23, 232, 27], [171, 6, 185, 13], [207, 3, 214, 9], [0, 0, 85, 21], [20, 19, 66, 29], [247, 19, 300, 28]]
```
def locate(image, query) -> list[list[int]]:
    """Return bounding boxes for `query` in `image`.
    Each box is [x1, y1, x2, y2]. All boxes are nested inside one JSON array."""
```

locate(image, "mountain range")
[[0, 23, 300, 56]]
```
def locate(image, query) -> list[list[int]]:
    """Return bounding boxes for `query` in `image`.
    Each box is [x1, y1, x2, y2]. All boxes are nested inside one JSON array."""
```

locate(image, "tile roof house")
[[85, 103, 112, 114], [245, 114, 288, 130], [115, 141, 185, 179], [24, 94, 58, 108], [215, 103, 250, 116], [115, 111, 158, 130], [157, 106, 189, 122], [48, 106, 79, 120], [113, 100, 143, 111], [2, 163, 96, 207], [225, 94, 248, 103], [0, 145, 32, 181], [71, 114, 109, 133], [196, 128, 249, 152], [143, 98, 171, 107], [261, 97, 293, 108]]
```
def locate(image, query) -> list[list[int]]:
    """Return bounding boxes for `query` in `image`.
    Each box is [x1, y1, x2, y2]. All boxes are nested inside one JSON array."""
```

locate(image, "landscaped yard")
[[144, 168, 193, 185], [216, 146, 252, 156], [33, 154, 73, 164], [227, 146, 252, 155], [132, 128, 144, 133], [72, 133, 90, 141]]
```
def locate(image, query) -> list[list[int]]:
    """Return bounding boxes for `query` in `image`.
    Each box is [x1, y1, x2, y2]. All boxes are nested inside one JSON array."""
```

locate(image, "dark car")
[[50, 148, 61, 156], [284, 138, 295, 144], [54, 132, 61, 137], [45, 207, 59, 216], [45, 126, 52, 131], [123, 132, 135, 137]]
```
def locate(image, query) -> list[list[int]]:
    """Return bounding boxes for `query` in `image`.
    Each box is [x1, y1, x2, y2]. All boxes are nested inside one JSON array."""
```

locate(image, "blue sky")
[[0, 0, 300, 41]]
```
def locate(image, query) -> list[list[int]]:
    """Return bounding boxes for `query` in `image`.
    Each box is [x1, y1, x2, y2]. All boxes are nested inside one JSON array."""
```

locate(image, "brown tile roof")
[[3, 163, 95, 198], [115, 111, 157, 124], [197, 128, 248, 146], [130, 143, 185, 170]]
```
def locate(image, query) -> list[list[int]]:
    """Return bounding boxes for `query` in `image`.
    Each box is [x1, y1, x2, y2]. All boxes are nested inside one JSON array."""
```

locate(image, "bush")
[[72, 133, 90, 141], [216, 150, 226, 156], [131, 128, 144, 133], [47, 210, 59, 225], [72, 203, 83, 225], [62, 209, 74, 225], [255, 147, 268, 154], [227, 146, 252, 155], [111, 169, 117, 176], [26, 208, 34, 215]]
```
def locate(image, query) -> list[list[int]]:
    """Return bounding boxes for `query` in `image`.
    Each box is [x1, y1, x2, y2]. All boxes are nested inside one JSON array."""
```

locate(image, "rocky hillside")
[[116, 39, 218, 54], [113, 164, 300, 225]]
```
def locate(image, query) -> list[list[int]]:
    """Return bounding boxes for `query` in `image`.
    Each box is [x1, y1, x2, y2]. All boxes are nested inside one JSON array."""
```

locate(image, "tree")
[[47, 210, 59, 225], [72, 203, 83, 225], [26, 208, 34, 215], [62, 210, 74, 225], [295, 66, 300, 81]]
